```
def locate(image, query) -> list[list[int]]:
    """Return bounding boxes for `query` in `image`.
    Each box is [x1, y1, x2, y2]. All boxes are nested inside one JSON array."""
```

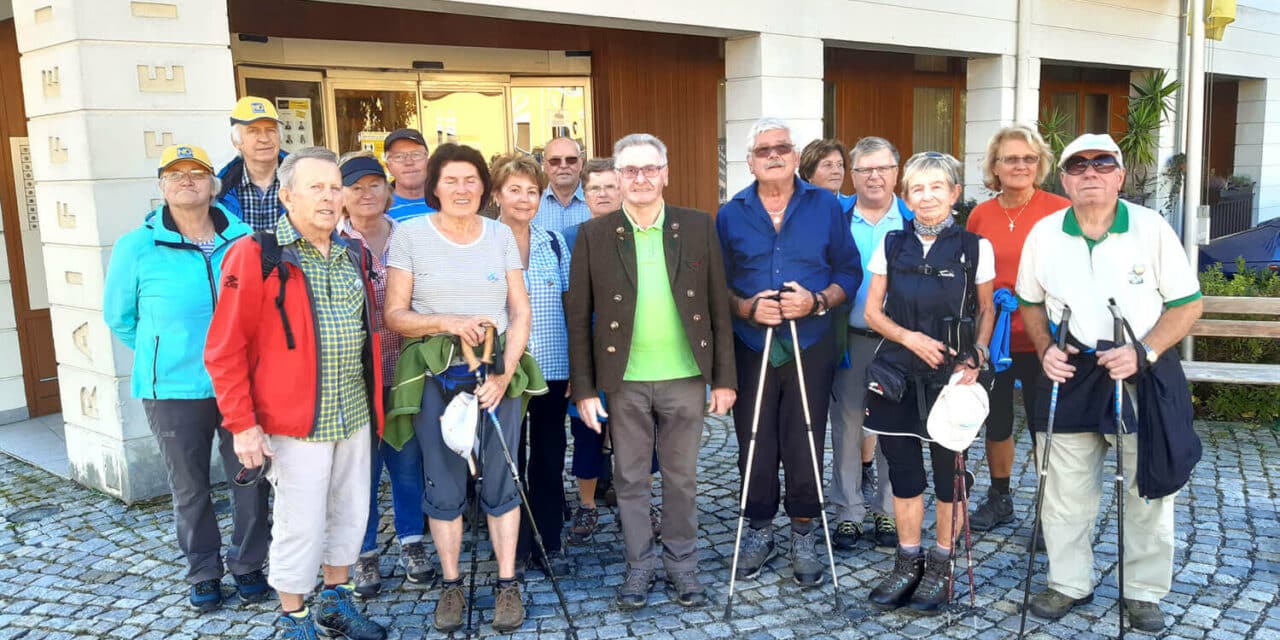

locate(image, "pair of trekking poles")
[[1018, 300, 1132, 640]]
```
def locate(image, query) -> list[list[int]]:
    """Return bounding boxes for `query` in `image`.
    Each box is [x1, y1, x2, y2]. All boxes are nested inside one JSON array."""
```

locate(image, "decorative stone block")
[[64, 421, 168, 503], [27, 112, 231, 181], [130, 1, 178, 19], [56, 364, 148, 441], [37, 179, 164, 247], [41, 66, 60, 97], [136, 64, 185, 93], [15, 0, 231, 53], [50, 305, 132, 377], [41, 244, 107, 310]]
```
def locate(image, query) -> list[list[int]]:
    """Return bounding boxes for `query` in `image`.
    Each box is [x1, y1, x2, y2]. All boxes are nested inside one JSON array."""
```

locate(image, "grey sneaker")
[[790, 526, 825, 588], [1029, 588, 1094, 620], [832, 520, 861, 550], [872, 513, 899, 548], [616, 566, 656, 610], [861, 464, 877, 506], [1124, 598, 1166, 633], [353, 554, 381, 599], [400, 541, 437, 585], [664, 570, 706, 607], [734, 525, 776, 580], [970, 488, 1015, 531]]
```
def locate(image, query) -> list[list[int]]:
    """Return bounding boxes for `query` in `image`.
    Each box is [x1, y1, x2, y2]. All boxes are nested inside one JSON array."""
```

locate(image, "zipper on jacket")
[[152, 335, 160, 398], [203, 253, 217, 306]]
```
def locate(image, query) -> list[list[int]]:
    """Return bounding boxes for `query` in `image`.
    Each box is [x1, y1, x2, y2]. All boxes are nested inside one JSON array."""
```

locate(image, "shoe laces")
[[916, 554, 951, 594], [356, 556, 379, 581], [572, 507, 597, 530], [875, 514, 897, 534], [667, 569, 699, 591], [837, 521, 860, 536], [279, 613, 319, 640], [193, 580, 220, 596], [622, 568, 655, 591], [403, 543, 429, 568], [323, 586, 375, 631], [236, 570, 266, 586], [792, 529, 819, 560], [741, 527, 772, 555]]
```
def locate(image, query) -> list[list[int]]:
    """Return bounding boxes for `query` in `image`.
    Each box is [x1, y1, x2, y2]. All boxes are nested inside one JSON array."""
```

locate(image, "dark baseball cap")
[[341, 156, 387, 186], [384, 128, 428, 151]]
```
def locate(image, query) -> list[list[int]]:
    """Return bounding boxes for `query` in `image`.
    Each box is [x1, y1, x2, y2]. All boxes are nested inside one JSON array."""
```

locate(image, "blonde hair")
[[982, 124, 1054, 191], [490, 154, 548, 194]]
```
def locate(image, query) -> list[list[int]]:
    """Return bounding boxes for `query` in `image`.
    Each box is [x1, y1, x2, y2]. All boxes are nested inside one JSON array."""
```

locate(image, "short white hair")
[[746, 117, 791, 154], [230, 120, 280, 146], [278, 146, 337, 190], [613, 133, 668, 165]]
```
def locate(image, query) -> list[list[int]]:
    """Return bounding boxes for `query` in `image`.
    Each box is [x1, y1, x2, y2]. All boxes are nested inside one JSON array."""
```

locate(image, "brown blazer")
[[567, 205, 737, 401]]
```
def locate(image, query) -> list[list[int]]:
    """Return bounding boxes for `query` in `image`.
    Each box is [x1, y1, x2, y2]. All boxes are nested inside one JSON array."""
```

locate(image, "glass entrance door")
[[419, 83, 509, 161]]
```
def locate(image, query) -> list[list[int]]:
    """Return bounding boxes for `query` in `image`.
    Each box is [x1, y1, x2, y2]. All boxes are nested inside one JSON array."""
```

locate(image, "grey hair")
[[338, 149, 377, 165], [745, 117, 791, 154], [278, 146, 338, 190], [901, 151, 963, 191], [613, 134, 668, 165], [849, 136, 900, 167], [229, 125, 241, 146]]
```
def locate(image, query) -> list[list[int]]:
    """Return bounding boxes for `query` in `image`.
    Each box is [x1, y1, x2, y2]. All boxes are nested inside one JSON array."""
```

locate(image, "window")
[[913, 86, 954, 155]]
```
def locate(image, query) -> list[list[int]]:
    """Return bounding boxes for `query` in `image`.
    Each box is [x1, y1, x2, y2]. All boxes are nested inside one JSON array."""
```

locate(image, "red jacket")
[[205, 233, 385, 438]]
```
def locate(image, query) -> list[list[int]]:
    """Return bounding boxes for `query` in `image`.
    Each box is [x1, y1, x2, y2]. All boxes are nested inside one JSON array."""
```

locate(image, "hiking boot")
[[433, 581, 466, 633], [907, 551, 952, 612], [400, 541, 437, 585], [1124, 599, 1166, 632], [664, 570, 707, 608], [1029, 588, 1094, 620], [868, 547, 924, 609], [276, 609, 320, 640], [233, 569, 272, 604], [527, 549, 572, 577], [615, 566, 656, 610], [315, 584, 387, 640], [188, 578, 222, 612], [352, 554, 381, 599], [492, 581, 526, 633], [970, 488, 1015, 531], [832, 520, 861, 550], [790, 526, 825, 588], [861, 464, 877, 507], [734, 525, 776, 580], [650, 504, 662, 539], [872, 513, 899, 548], [568, 506, 599, 544]]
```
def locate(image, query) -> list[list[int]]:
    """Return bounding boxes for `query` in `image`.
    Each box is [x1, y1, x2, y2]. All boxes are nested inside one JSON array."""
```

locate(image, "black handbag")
[[866, 358, 907, 403]]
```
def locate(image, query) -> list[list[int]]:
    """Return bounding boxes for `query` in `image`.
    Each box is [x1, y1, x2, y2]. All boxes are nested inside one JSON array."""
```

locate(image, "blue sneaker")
[[315, 584, 386, 640], [276, 608, 321, 640], [188, 579, 222, 612], [234, 569, 273, 603]]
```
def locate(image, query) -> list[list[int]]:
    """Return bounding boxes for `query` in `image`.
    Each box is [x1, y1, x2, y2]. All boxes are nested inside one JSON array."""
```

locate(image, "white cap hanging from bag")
[[441, 391, 481, 474], [927, 371, 991, 453]]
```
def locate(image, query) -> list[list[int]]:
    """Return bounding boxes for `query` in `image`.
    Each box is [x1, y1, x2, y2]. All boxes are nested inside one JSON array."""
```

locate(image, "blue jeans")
[[361, 412, 427, 554]]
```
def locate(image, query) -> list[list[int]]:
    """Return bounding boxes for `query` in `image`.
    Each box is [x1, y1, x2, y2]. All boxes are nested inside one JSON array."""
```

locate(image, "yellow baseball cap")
[[157, 144, 214, 176], [229, 96, 280, 125]]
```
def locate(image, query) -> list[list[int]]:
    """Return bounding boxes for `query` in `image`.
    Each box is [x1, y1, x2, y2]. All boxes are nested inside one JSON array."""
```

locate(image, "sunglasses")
[[546, 156, 580, 167], [232, 458, 271, 487], [1063, 155, 1120, 175], [751, 143, 795, 159]]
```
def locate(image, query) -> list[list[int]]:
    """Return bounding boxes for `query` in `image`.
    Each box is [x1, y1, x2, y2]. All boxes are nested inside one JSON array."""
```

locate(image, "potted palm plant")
[[1117, 70, 1181, 206]]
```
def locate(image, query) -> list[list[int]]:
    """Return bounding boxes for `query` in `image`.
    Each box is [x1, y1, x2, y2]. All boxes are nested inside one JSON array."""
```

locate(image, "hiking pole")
[[723, 320, 774, 622], [1107, 298, 1128, 640], [948, 450, 976, 615], [1018, 305, 1072, 639], [787, 316, 843, 614], [465, 401, 484, 638], [477, 341, 581, 640]]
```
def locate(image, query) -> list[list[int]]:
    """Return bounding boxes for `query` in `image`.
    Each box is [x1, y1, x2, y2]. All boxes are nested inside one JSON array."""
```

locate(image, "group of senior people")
[[104, 94, 1200, 637]]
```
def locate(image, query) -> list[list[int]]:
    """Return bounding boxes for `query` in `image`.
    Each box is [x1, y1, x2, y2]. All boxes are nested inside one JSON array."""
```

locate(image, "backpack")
[[253, 231, 376, 351]]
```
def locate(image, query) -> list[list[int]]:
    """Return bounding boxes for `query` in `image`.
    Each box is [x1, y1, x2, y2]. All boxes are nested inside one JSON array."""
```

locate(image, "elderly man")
[[567, 134, 737, 610], [1017, 134, 1202, 634], [826, 136, 909, 551], [206, 147, 387, 640], [217, 96, 287, 233], [532, 137, 591, 234], [716, 117, 861, 588], [383, 128, 436, 221]]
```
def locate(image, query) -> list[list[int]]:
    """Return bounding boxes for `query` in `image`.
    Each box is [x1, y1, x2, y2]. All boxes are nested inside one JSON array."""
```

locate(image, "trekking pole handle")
[[1055, 306, 1072, 351], [1106, 298, 1124, 346]]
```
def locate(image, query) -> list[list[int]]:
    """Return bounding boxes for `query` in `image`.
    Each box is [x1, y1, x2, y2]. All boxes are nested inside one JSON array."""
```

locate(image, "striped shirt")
[[524, 225, 571, 380], [338, 216, 401, 384], [387, 192, 436, 222], [237, 169, 283, 233], [386, 216, 523, 339], [531, 186, 590, 235]]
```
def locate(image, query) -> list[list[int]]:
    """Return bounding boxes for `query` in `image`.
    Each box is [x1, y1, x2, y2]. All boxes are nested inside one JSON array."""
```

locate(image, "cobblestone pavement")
[[1, 417, 1277, 639]]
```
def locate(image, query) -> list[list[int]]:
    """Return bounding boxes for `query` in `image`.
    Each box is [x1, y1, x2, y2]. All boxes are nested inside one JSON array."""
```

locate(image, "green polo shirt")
[[622, 205, 701, 382], [275, 215, 370, 442]]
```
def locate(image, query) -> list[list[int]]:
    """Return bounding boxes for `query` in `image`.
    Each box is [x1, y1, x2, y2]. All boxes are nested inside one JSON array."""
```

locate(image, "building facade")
[[0, 0, 1276, 501]]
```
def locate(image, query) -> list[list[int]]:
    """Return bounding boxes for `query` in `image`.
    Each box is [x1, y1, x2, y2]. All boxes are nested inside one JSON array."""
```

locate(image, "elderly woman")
[[384, 144, 532, 635], [335, 152, 435, 599], [490, 154, 574, 576], [799, 138, 852, 210], [863, 152, 995, 612], [965, 125, 1070, 534], [103, 145, 266, 611]]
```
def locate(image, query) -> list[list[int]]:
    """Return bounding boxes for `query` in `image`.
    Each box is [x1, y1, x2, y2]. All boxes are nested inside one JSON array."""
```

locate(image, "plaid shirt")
[[238, 169, 283, 233], [531, 186, 590, 235], [275, 215, 370, 441], [338, 216, 401, 384], [525, 225, 571, 380]]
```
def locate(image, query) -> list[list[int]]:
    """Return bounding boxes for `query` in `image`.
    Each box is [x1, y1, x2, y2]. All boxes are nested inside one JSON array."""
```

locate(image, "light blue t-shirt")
[[387, 192, 436, 222], [849, 195, 911, 329]]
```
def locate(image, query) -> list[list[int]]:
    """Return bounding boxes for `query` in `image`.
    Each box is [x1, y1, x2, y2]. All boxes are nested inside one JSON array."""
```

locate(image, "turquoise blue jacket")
[[103, 203, 252, 399]]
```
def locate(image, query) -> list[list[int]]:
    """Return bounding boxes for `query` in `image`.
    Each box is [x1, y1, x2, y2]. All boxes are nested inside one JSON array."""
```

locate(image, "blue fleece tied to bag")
[[990, 288, 1018, 373]]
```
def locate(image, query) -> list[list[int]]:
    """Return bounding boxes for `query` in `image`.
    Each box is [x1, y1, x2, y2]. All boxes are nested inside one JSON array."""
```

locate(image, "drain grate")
[[6, 505, 60, 524]]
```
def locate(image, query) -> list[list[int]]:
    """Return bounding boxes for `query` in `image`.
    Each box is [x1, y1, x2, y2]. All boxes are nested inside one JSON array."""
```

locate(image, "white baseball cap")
[[440, 392, 480, 475], [927, 372, 991, 453], [1058, 133, 1124, 169]]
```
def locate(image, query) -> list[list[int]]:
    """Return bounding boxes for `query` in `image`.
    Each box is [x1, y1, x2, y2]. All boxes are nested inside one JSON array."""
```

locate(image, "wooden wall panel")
[[1206, 79, 1238, 180]]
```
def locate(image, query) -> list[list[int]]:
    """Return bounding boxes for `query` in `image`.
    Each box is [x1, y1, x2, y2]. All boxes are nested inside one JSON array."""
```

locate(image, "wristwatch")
[[1140, 341, 1159, 365]]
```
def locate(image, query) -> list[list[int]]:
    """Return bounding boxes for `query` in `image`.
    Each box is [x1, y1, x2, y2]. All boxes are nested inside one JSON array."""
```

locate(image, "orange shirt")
[[967, 189, 1071, 353]]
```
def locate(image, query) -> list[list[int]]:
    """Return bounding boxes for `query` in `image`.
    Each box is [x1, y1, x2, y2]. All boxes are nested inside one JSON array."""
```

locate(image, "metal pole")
[[1181, 0, 1206, 360]]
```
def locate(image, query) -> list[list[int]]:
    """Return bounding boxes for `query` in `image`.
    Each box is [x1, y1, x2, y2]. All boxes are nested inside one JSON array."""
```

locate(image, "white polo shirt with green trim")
[[1015, 199, 1201, 347]]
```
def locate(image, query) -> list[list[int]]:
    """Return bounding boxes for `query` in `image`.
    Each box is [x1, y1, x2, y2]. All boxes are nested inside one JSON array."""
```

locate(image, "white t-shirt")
[[867, 232, 996, 284]]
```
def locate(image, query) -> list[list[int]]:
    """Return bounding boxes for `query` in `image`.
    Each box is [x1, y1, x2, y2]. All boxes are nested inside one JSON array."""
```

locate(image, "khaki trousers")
[[1036, 430, 1176, 602]]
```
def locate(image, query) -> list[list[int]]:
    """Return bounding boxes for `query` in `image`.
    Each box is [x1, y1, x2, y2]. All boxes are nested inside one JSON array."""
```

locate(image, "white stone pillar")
[[1130, 69, 1179, 222], [964, 55, 1022, 202], [724, 33, 824, 197], [1235, 78, 1280, 222], [14, 0, 236, 502]]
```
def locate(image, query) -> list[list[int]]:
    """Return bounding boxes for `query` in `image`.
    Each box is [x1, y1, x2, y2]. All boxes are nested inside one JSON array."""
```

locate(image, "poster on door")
[[275, 98, 313, 153], [358, 131, 390, 158]]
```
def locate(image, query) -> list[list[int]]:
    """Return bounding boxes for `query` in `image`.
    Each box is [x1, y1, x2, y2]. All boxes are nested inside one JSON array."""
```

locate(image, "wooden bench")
[[1182, 296, 1280, 385]]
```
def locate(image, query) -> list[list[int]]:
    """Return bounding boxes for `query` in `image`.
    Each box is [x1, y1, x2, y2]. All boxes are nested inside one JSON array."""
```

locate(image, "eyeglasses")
[[751, 144, 795, 159], [585, 184, 619, 195], [546, 156, 580, 167], [851, 165, 898, 177], [1062, 155, 1120, 176], [232, 458, 271, 487], [817, 160, 845, 171], [161, 169, 210, 183], [386, 151, 427, 164], [999, 155, 1040, 167], [617, 165, 665, 180]]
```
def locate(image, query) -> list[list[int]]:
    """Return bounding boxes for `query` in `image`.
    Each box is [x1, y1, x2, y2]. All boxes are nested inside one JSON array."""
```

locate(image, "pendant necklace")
[[1002, 193, 1033, 231]]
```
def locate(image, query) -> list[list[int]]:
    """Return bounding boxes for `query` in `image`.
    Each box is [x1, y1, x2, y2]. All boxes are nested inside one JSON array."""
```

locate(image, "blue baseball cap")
[[341, 156, 387, 186]]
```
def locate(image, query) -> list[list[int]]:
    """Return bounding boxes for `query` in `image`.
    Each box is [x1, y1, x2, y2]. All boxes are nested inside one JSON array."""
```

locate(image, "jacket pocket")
[[151, 336, 161, 398]]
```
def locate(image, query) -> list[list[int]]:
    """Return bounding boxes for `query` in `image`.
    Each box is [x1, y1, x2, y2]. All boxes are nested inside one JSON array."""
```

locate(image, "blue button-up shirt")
[[846, 194, 913, 329], [716, 177, 862, 351], [525, 224, 572, 380], [532, 186, 590, 235]]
